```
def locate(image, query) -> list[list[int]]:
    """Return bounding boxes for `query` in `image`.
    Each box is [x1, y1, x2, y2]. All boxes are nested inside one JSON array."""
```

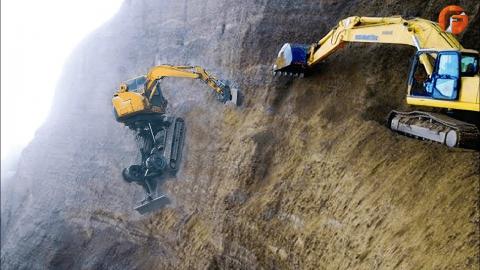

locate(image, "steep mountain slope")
[[2, 0, 479, 269]]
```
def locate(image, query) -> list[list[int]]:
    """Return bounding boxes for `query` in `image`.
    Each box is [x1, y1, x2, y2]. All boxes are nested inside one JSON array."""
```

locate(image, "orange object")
[[438, 5, 469, 35]]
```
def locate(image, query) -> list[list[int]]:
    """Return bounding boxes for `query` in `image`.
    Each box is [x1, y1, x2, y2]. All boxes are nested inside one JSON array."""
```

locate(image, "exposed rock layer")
[[2, 0, 479, 269]]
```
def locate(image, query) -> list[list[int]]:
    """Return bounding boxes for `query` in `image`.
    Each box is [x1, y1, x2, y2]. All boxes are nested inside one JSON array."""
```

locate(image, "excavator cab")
[[408, 50, 479, 103], [113, 76, 150, 120], [124, 75, 167, 107], [394, 49, 480, 148], [125, 76, 147, 92], [411, 51, 460, 100]]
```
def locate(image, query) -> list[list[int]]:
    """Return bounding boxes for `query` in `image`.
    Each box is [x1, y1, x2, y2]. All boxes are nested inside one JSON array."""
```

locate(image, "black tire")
[[139, 135, 154, 162], [386, 111, 396, 129], [122, 165, 145, 183], [146, 152, 167, 171]]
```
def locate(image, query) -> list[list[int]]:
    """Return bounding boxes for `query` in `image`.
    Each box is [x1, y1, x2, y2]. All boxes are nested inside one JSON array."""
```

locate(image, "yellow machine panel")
[[112, 92, 148, 117]]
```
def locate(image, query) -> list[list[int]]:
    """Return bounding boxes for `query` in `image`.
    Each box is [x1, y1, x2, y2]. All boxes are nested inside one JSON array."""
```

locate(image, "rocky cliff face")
[[2, 0, 479, 269]]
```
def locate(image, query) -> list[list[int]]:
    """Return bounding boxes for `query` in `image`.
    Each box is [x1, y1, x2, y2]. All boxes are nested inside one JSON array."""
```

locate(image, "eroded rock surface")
[[2, 0, 479, 269]]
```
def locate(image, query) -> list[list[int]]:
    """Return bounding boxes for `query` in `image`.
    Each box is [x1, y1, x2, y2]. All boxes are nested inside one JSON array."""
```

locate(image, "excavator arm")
[[144, 65, 236, 104], [113, 64, 238, 121], [274, 16, 462, 76]]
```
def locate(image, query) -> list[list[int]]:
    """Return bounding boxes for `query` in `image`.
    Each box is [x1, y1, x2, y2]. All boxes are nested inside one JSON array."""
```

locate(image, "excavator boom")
[[144, 65, 237, 104], [274, 16, 462, 75]]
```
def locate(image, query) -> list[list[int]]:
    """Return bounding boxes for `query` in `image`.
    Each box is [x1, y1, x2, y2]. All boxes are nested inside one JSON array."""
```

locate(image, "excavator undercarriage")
[[387, 110, 479, 148], [121, 115, 185, 214]]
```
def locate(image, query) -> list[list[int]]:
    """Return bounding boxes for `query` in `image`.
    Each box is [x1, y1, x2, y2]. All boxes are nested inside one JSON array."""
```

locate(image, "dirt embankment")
[[1, 0, 479, 269]]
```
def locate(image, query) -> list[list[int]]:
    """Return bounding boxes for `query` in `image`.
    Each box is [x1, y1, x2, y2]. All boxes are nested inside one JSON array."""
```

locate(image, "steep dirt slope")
[[1, 0, 479, 269]]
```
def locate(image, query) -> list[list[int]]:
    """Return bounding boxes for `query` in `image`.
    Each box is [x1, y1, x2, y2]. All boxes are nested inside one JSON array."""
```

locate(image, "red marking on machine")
[[438, 5, 469, 35]]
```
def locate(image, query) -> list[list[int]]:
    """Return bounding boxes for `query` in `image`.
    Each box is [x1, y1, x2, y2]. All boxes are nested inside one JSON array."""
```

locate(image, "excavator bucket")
[[215, 80, 240, 106], [227, 87, 239, 106], [273, 43, 309, 76], [134, 195, 171, 214]]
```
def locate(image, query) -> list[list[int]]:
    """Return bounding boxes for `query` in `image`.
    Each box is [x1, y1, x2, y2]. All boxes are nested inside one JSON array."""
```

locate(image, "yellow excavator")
[[273, 16, 479, 148], [113, 65, 238, 122], [112, 65, 238, 214]]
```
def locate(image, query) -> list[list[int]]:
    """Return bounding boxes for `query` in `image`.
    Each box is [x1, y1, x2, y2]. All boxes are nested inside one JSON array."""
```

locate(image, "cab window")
[[125, 76, 146, 92], [461, 54, 479, 76], [437, 53, 459, 77], [432, 52, 459, 100], [135, 76, 146, 88]]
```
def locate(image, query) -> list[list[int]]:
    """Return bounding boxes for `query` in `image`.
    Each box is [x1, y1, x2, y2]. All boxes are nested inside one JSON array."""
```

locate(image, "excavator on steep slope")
[[273, 9, 479, 148], [112, 65, 238, 214]]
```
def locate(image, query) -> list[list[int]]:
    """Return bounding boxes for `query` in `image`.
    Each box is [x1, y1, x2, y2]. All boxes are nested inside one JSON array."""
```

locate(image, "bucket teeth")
[[272, 71, 305, 78]]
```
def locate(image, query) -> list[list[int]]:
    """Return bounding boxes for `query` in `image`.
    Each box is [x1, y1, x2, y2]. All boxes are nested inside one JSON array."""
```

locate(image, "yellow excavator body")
[[112, 65, 237, 120], [407, 75, 479, 111], [112, 90, 149, 117], [273, 15, 479, 147]]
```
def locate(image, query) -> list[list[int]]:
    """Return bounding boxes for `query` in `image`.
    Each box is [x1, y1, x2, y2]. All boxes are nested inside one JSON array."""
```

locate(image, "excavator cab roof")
[[124, 75, 147, 92], [460, 49, 480, 55], [417, 48, 479, 55], [415, 49, 479, 76]]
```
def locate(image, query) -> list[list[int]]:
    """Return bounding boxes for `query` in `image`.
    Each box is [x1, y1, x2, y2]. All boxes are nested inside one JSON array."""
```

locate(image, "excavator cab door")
[[430, 51, 460, 100], [408, 51, 435, 97], [410, 51, 461, 100]]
